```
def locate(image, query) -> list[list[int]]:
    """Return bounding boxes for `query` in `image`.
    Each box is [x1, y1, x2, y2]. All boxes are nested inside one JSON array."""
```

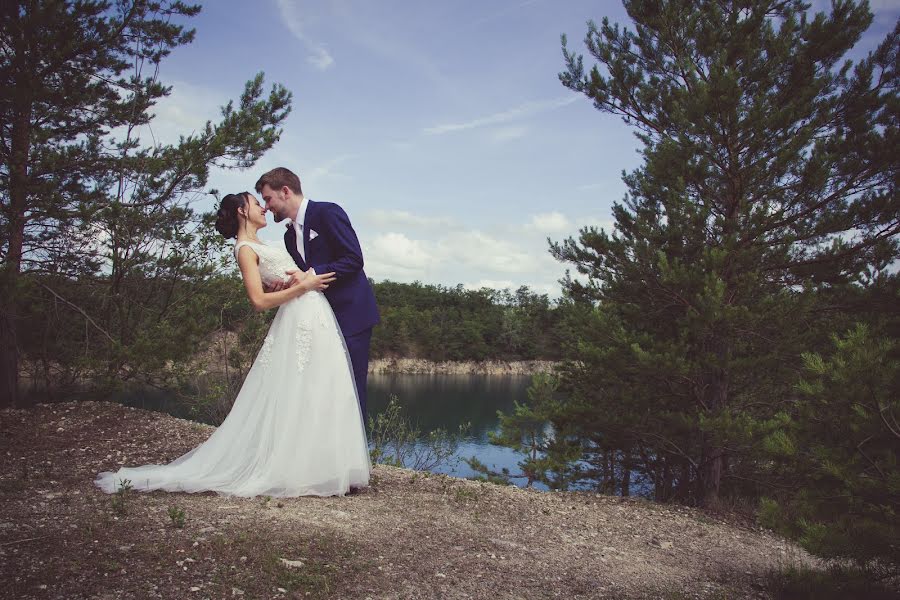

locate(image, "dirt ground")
[[0, 401, 819, 599]]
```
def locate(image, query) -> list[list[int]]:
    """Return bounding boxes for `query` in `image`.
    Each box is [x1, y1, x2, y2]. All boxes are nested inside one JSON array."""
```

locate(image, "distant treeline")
[[370, 281, 564, 362]]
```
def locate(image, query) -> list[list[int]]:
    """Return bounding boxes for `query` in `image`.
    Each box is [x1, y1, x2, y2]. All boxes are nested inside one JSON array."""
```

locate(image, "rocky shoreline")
[[368, 358, 558, 376], [195, 332, 557, 377]]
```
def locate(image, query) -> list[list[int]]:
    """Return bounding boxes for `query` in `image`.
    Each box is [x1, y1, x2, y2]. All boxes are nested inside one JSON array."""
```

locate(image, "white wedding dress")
[[95, 240, 370, 497]]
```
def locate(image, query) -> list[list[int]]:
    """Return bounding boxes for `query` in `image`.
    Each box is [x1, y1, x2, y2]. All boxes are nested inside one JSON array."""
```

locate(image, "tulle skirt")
[[95, 291, 370, 497]]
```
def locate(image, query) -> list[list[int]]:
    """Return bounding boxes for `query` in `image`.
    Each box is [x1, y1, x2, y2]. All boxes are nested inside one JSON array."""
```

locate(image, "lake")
[[368, 373, 545, 488]]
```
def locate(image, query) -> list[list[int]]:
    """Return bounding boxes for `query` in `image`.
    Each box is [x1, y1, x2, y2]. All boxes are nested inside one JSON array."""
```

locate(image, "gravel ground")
[[0, 401, 819, 599]]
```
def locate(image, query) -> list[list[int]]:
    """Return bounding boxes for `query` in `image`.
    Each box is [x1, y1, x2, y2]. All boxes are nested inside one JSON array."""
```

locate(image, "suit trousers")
[[344, 327, 373, 426]]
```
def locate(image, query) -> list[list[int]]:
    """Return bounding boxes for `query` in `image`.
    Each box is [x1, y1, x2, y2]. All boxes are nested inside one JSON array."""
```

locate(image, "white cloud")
[[328, 1, 460, 101], [367, 232, 436, 272], [336, 206, 594, 296], [112, 80, 222, 148], [582, 217, 617, 235], [366, 209, 457, 230], [462, 279, 560, 297], [276, 0, 336, 71], [525, 212, 572, 234], [304, 154, 356, 184], [489, 126, 528, 143], [361, 222, 562, 285], [424, 96, 578, 135], [463, 279, 516, 291], [441, 231, 534, 274], [307, 46, 335, 70]]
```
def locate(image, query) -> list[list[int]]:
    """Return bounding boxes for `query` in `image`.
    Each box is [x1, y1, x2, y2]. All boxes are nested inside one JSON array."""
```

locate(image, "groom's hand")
[[284, 268, 321, 287], [302, 269, 336, 292]]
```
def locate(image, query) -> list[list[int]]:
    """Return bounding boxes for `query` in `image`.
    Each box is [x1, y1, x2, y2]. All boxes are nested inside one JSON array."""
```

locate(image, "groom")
[[256, 167, 379, 421]]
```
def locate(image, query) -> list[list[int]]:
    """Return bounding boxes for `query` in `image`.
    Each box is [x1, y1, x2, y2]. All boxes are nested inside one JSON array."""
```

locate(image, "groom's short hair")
[[255, 167, 302, 195]]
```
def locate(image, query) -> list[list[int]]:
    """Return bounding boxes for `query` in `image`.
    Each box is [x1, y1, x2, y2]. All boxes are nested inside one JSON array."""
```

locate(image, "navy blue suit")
[[284, 200, 379, 421]]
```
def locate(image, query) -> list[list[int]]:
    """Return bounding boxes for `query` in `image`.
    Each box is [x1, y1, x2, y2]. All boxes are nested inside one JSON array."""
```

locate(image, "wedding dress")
[[95, 240, 370, 497]]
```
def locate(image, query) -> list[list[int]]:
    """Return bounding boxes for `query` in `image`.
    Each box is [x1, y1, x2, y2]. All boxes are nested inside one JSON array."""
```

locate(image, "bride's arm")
[[237, 246, 334, 312]]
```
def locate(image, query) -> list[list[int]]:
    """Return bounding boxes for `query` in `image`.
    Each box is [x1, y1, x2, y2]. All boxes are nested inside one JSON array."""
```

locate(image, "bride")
[[95, 192, 371, 497]]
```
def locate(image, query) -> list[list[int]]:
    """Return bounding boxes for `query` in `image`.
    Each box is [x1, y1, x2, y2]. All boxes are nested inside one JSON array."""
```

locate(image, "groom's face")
[[260, 184, 290, 222]]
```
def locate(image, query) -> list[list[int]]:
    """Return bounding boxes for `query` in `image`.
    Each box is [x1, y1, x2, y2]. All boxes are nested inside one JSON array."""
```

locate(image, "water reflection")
[[368, 373, 528, 437], [368, 373, 546, 488]]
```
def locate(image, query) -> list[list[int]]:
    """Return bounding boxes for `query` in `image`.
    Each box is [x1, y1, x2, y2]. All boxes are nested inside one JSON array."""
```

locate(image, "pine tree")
[[467, 372, 581, 490], [760, 320, 899, 571], [0, 1, 292, 406], [553, 0, 898, 504]]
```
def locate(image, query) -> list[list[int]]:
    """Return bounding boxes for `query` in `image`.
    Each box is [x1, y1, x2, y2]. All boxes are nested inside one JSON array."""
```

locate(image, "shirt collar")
[[290, 196, 310, 229]]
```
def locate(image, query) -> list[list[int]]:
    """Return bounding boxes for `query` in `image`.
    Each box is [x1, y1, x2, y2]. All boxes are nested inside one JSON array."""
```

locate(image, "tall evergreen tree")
[[0, 1, 291, 406], [760, 320, 899, 571], [553, 0, 898, 504]]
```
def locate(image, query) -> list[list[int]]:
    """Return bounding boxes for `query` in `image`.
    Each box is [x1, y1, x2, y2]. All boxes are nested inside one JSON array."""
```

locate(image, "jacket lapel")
[[285, 223, 307, 270], [302, 200, 314, 264]]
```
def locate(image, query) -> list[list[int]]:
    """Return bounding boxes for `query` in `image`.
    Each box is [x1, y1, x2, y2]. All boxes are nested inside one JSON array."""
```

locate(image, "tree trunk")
[[700, 442, 725, 506], [658, 458, 672, 502], [621, 449, 631, 497], [699, 365, 729, 506], [1, 7, 33, 408], [674, 460, 692, 502], [0, 312, 19, 408], [2, 104, 32, 409]]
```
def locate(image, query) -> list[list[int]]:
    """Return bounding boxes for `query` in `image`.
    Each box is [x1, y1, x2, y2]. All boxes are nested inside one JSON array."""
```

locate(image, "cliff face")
[[368, 358, 557, 375], [0, 401, 817, 599], [194, 331, 557, 377]]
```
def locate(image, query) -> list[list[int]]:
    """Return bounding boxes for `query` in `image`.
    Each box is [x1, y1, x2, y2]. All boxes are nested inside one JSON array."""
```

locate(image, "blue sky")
[[146, 0, 900, 297]]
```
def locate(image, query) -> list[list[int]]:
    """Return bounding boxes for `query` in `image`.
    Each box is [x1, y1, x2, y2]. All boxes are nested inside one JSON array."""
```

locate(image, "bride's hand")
[[284, 269, 305, 288]]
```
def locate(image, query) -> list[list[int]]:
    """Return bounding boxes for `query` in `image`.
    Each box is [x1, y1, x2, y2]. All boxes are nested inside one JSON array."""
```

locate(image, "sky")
[[144, 0, 900, 297]]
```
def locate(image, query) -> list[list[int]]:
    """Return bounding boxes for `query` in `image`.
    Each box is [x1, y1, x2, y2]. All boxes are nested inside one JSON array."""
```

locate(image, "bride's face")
[[242, 195, 268, 229]]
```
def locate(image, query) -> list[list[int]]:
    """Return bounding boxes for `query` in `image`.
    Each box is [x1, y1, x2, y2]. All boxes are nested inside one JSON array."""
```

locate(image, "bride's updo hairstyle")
[[215, 192, 250, 239]]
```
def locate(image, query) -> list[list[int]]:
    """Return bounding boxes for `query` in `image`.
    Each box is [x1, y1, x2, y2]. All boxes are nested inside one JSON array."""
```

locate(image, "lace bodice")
[[234, 241, 299, 286]]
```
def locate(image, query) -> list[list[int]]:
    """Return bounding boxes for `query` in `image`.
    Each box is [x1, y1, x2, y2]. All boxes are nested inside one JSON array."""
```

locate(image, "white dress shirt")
[[289, 196, 310, 262]]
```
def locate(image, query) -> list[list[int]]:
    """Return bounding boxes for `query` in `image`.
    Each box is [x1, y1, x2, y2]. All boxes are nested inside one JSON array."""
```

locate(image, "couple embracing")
[[96, 167, 378, 497]]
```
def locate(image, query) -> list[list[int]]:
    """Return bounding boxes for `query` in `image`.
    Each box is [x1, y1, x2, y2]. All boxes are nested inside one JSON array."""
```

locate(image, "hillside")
[[0, 402, 819, 599]]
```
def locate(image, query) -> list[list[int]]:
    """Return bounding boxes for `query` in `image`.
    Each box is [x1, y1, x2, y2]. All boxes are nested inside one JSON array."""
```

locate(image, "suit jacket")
[[284, 199, 380, 336]]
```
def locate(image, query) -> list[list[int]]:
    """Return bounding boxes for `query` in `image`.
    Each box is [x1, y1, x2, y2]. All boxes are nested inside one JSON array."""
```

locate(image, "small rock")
[[279, 558, 304, 568]]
